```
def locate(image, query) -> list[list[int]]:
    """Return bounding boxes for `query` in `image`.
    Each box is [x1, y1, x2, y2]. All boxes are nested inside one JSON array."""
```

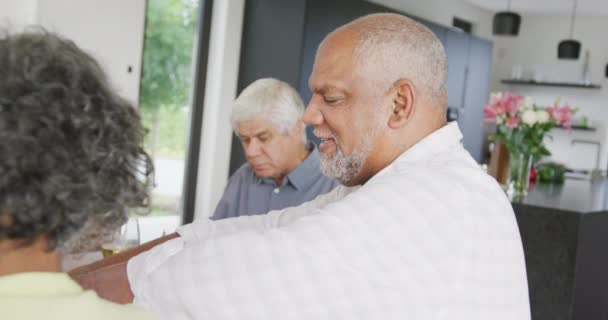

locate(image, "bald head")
[[325, 13, 448, 109], [304, 13, 448, 186]]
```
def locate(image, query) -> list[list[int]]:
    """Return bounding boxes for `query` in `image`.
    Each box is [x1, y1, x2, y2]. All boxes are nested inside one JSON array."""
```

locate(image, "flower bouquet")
[[484, 92, 575, 196]]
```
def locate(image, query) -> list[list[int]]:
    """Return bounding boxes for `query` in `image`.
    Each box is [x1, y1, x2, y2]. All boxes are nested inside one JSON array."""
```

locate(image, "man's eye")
[[324, 97, 342, 105]]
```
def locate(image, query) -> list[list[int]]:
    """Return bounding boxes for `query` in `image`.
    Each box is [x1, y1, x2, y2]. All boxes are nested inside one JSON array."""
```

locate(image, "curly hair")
[[0, 29, 153, 252]]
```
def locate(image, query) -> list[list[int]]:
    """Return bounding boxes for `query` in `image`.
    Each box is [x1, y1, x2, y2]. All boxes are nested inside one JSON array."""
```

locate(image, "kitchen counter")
[[514, 177, 608, 214], [509, 178, 608, 320]]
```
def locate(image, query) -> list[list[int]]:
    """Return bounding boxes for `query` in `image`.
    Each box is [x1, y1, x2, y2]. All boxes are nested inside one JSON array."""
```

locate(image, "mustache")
[[313, 129, 337, 141]]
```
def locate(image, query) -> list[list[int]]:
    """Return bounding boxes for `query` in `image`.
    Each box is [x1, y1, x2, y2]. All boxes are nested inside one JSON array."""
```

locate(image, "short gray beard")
[[319, 130, 375, 185]]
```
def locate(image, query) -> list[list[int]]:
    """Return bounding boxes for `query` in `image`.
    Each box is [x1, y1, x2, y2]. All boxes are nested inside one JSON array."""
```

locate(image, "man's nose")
[[244, 140, 262, 158], [302, 98, 323, 126]]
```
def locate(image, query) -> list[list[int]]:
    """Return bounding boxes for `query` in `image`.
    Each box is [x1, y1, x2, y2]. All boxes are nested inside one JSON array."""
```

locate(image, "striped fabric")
[[128, 122, 530, 320]]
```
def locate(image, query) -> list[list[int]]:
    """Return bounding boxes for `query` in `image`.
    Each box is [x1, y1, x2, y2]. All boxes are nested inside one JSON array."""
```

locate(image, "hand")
[[69, 232, 180, 304], [71, 262, 134, 304]]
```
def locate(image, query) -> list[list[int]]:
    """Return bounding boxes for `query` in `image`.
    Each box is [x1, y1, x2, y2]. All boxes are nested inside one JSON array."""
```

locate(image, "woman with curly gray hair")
[[0, 30, 156, 319]]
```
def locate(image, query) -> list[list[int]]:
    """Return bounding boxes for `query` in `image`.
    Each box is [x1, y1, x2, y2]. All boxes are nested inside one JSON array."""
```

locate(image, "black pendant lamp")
[[493, 0, 521, 36], [558, 0, 581, 59]]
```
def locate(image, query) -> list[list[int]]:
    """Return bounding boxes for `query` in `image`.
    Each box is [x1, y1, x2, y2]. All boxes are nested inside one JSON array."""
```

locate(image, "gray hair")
[[231, 78, 306, 143], [343, 13, 448, 108], [0, 29, 153, 253]]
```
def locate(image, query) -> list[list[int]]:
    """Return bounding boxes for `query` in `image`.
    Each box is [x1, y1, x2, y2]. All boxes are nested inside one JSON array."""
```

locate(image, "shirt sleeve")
[[178, 185, 347, 244], [128, 186, 387, 319], [127, 186, 349, 303]]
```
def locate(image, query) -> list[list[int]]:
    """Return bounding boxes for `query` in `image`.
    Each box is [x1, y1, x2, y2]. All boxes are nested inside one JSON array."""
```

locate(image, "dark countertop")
[[509, 177, 608, 320], [511, 177, 608, 214]]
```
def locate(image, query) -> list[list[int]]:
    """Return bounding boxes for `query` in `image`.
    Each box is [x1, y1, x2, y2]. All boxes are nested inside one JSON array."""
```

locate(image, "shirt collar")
[[257, 142, 321, 190], [371, 122, 464, 181], [0, 272, 83, 297], [286, 143, 323, 190]]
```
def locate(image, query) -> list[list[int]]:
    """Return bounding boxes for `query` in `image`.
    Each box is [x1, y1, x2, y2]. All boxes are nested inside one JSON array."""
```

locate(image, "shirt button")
[[273, 188, 280, 194]]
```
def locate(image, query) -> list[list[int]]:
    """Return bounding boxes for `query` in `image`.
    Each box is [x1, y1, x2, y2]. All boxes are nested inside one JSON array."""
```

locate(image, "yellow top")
[[0, 272, 156, 320]]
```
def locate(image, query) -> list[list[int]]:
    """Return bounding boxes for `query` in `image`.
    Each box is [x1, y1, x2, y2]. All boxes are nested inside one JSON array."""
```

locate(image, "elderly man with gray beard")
[[72, 13, 530, 320]]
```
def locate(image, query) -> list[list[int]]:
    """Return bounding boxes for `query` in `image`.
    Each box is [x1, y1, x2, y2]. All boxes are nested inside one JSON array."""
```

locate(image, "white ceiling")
[[464, 0, 608, 17]]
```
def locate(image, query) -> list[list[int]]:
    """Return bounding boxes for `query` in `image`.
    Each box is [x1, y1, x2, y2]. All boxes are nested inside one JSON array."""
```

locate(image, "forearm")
[[69, 232, 179, 276], [68, 233, 180, 304], [71, 261, 133, 304]]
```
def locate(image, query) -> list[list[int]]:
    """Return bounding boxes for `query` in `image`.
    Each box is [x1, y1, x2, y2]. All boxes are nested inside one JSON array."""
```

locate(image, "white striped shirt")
[[128, 122, 530, 320]]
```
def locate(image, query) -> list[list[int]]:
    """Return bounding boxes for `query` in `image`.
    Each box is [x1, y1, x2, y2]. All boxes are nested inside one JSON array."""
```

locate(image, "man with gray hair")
[[73, 13, 530, 320], [211, 78, 337, 220]]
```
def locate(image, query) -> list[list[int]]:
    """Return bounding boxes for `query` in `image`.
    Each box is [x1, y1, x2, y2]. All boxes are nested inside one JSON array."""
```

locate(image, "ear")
[[292, 119, 306, 136], [295, 119, 305, 132], [388, 79, 416, 129]]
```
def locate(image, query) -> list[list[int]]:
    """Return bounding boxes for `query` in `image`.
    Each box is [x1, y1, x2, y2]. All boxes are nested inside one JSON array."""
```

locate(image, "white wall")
[[490, 14, 608, 171], [36, 0, 146, 105], [0, 0, 145, 105], [370, 0, 494, 39], [0, 0, 37, 31]]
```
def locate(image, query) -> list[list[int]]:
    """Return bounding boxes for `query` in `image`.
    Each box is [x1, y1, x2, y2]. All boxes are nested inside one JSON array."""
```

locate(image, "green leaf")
[[139, 0, 199, 111]]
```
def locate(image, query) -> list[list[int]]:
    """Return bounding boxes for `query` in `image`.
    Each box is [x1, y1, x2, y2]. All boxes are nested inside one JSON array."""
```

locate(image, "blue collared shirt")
[[211, 145, 338, 220]]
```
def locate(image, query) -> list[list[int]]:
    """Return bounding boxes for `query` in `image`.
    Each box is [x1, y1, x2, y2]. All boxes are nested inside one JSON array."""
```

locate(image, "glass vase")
[[507, 150, 533, 198]]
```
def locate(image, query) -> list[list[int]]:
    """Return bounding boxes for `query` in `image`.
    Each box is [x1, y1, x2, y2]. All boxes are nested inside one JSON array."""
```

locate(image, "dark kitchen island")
[[511, 178, 608, 320]]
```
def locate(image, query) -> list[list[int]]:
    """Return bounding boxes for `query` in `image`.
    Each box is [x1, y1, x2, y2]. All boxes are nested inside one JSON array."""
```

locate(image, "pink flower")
[[488, 94, 508, 115], [558, 105, 574, 128], [483, 104, 498, 122], [503, 92, 524, 115], [484, 92, 524, 123], [546, 103, 560, 122], [505, 116, 519, 129], [546, 102, 575, 128], [493, 102, 507, 116]]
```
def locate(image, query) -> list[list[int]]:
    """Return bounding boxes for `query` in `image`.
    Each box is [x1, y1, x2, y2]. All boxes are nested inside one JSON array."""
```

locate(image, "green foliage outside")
[[135, 0, 199, 217], [141, 105, 189, 159], [139, 0, 199, 159]]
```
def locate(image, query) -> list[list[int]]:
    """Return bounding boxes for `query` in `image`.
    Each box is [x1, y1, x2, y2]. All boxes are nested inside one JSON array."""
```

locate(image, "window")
[[136, 0, 202, 242]]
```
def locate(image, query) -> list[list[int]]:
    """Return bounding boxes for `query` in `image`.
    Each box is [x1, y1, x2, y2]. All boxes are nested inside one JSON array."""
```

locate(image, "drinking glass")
[[100, 218, 141, 257]]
